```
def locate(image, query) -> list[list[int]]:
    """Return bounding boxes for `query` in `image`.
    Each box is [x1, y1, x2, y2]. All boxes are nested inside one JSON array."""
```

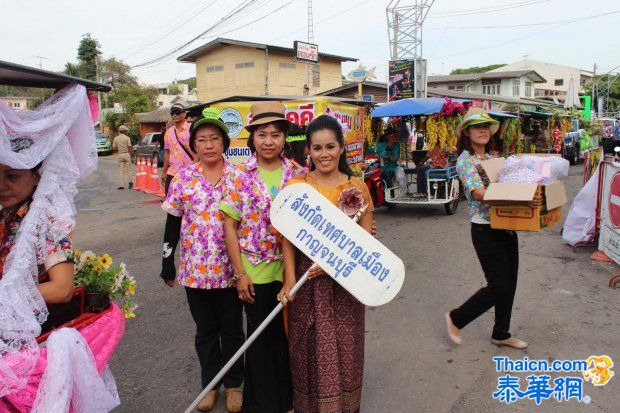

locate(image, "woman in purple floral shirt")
[[445, 108, 528, 350], [221, 102, 303, 413], [161, 108, 244, 413]]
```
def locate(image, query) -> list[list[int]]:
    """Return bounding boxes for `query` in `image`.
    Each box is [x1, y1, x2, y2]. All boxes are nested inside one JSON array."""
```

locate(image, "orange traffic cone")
[[133, 158, 146, 191], [145, 157, 163, 194]]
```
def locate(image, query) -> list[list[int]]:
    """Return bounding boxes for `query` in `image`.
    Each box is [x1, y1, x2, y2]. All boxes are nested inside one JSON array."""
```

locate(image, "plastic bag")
[[498, 156, 545, 184], [395, 166, 407, 191], [562, 168, 599, 246], [519, 155, 569, 182]]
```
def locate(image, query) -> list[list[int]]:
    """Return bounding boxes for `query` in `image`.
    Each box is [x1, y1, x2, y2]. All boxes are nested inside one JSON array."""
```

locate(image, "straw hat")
[[245, 101, 292, 131], [456, 108, 500, 138]]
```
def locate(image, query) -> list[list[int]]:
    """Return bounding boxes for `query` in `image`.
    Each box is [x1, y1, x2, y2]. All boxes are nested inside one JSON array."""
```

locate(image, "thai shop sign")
[[210, 99, 365, 170], [294, 41, 319, 63], [388, 59, 415, 101]]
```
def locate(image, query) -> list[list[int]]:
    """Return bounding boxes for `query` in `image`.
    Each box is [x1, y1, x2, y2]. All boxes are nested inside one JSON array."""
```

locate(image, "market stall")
[[370, 97, 470, 214]]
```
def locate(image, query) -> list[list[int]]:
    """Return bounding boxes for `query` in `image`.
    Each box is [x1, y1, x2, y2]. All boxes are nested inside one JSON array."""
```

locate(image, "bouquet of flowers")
[[74, 250, 137, 318]]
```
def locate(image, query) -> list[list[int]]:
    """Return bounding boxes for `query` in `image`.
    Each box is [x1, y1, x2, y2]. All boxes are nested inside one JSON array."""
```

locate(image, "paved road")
[[75, 156, 619, 413]]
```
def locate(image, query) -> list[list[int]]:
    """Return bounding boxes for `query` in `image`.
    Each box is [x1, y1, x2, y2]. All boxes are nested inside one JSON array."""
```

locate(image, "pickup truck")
[[563, 119, 582, 165], [133, 132, 164, 166]]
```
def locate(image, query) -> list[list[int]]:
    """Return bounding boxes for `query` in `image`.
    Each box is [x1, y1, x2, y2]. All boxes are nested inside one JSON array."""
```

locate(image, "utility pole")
[[591, 63, 596, 118]]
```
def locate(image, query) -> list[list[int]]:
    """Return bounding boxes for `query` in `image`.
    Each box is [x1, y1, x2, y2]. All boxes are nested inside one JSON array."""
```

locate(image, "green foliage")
[[100, 57, 137, 89], [450, 64, 506, 75], [585, 74, 620, 113], [106, 83, 157, 113], [167, 83, 182, 95], [73, 251, 137, 318], [76, 33, 102, 80], [175, 76, 196, 91], [63, 33, 102, 80]]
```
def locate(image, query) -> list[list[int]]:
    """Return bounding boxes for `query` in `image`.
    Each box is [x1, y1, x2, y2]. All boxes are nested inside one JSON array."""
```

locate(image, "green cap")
[[286, 135, 306, 143], [192, 107, 229, 134]]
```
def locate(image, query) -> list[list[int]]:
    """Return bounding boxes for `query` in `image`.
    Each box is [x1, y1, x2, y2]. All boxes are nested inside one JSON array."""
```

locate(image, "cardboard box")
[[480, 157, 568, 231]]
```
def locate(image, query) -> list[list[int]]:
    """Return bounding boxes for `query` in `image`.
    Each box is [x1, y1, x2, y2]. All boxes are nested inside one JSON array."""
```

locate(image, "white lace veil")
[[0, 84, 97, 397]]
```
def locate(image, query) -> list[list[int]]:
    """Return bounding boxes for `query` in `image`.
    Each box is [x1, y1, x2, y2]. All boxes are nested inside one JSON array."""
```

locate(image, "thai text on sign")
[[270, 183, 405, 306], [294, 41, 319, 62]]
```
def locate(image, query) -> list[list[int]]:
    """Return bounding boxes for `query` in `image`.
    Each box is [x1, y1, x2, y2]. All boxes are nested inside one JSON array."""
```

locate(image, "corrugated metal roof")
[[136, 107, 172, 123], [427, 87, 556, 107], [178, 38, 357, 63], [318, 81, 387, 95], [428, 70, 546, 84]]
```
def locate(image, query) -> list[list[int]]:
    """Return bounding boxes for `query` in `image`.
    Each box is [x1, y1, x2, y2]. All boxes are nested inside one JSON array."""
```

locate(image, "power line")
[[425, 10, 620, 29], [131, 0, 260, 68], [121, 0, 220, 57], [434, 9, 620, 60], [201, 0, 295, 39], [123, 0, 220, 60], [132, 0, 296, 69], [269, 0, 376, 42], [429, 0, 544, 15], [428, 0, 550, 18]]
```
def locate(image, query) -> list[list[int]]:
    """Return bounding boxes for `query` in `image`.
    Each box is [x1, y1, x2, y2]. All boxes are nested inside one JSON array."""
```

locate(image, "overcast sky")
[[2, 0, 618, 86]]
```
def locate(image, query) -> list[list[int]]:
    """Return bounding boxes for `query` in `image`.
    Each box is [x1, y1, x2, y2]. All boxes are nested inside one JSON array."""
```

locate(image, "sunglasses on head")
[[170, 109, 184, 116]]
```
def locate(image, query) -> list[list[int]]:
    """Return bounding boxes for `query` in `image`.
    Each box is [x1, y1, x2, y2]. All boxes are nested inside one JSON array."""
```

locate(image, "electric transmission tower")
[[305, 0, 317, 95], [308, 0, 315, 44], [386, 0, 434, 97]]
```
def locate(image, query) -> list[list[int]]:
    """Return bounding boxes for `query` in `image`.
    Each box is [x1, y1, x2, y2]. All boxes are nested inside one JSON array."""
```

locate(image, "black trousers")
[[243, 282, 293, 413], [185, 287, 244, 389], [450, 223, 519, 340], [165, 174, 173, 196]]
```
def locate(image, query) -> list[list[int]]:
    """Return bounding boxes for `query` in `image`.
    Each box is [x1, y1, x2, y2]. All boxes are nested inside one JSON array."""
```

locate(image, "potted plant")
[[74, 250, 137, 318]]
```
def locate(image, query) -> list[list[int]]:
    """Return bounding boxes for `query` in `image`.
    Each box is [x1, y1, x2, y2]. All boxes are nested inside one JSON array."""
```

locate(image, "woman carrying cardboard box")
[[444, 108, 528, 350]]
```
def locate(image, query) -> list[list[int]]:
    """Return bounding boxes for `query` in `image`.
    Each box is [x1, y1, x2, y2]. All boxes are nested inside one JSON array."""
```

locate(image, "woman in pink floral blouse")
[[161, 108, 244, 413], [221, 102, 303, 413]]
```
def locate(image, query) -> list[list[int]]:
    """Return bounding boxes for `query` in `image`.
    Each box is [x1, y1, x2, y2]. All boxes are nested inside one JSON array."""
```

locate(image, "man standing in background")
[[160, 103, 194, 194], [112, 125, 133, 190]]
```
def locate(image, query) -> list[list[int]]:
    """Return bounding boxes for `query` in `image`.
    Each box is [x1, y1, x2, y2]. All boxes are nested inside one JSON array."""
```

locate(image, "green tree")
[[77, 33, 102, 80], [167, 83, 182, 95], [450, 64, 506, 75], [99, 57, 137, 89], [174, 76, 196, 91], [63, 33, 102, 80], [107, 84, 157, 114], [585, 74, 620, 114]]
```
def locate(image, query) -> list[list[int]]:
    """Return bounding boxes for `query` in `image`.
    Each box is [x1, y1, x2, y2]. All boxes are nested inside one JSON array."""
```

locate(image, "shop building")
[[177, 38, 357, 102]]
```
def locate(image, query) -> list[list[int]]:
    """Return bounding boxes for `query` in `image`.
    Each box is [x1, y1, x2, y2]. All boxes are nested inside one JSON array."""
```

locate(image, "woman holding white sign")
[[279, 115, 373, 413]]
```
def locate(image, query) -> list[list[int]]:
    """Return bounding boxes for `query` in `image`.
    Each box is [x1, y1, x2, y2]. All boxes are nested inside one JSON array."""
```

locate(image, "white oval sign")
[[270, 183, 405, 306]]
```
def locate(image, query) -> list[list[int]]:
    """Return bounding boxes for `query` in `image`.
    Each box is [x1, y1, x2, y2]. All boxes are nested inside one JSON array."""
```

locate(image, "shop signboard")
[[599, 162, 620, 264], [388, 59, 415, 101], [210, 99, 365, 170], [294, 41, 319, 63]]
